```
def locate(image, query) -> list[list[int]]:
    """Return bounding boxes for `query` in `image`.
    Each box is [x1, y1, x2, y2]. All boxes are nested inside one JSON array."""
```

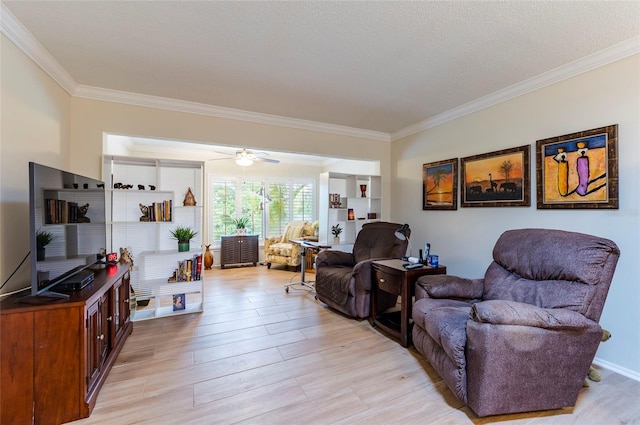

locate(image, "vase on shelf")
[[360, 184, 367, 197], [178, 242, 190, 252]]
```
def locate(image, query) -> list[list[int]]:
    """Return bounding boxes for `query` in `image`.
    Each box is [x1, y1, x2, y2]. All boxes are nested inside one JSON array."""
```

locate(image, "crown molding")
[[1, 4, 77, 94], [73, 85, 391, 142], [391, 36, 640, 141]]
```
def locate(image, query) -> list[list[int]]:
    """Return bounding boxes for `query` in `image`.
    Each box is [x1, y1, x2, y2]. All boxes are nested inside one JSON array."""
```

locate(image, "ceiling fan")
[[210, 148, 280, 166]]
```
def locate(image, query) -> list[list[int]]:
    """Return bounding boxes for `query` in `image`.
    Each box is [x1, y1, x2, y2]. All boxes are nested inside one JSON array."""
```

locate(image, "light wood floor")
[[70, 265, 640, 425]]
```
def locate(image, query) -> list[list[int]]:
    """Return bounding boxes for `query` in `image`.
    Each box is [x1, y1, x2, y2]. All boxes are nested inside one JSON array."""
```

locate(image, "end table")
[[371, 259, 446, 347]]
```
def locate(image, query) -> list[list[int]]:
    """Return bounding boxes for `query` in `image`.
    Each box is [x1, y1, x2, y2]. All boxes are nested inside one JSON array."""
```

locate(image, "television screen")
[[29, 162, 107, 297]]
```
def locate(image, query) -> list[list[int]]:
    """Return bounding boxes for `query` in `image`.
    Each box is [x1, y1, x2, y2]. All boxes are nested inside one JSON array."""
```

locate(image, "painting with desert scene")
[[461, 145, 530, 208], [423, 158, 457, 210]]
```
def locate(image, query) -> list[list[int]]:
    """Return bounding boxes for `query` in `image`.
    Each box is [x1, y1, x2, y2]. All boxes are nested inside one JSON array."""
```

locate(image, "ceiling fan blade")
[[254, 157, 280, 164], [251, 151, 269, 157]]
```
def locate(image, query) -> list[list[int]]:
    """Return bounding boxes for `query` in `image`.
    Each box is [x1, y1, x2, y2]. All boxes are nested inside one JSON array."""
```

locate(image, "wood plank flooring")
[[70, 266, 640, 425]]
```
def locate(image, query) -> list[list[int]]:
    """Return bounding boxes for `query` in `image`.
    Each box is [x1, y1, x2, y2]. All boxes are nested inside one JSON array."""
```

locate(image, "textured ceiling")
[[3, 1, 640, 135]]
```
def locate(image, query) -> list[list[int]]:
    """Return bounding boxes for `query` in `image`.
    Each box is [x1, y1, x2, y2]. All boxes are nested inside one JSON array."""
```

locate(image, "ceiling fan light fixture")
[[236, 157, 253, 166]]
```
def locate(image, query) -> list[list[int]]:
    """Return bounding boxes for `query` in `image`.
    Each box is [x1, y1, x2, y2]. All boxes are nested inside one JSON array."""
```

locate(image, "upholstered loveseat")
[[411, 228, 619, 417], [264, 221, 316, 270]]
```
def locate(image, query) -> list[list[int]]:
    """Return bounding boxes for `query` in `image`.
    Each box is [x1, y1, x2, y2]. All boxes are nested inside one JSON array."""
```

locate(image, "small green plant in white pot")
[[331, 224, 342, 244], [170, 226, 198, 252], [232, 217, 250, 235]]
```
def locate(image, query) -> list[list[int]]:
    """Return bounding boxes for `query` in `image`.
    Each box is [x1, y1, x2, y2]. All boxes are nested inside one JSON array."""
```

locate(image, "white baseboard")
[[593, 357, 640, 382]]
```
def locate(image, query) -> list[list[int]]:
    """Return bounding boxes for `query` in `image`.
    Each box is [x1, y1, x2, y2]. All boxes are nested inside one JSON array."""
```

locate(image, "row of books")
[[168, 254, 202, 282], [45, 199, 80, 224], [143, 200, 172, 222]]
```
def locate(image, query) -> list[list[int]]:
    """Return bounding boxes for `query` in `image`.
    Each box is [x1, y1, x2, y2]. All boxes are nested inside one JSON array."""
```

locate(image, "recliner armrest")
[[471, 300, 595, 331], [418, 275, 484, 300], [316, 250, 355, 268]]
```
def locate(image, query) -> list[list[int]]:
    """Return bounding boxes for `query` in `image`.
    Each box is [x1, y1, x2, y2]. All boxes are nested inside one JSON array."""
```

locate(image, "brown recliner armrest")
[[316, 250, 355, 268]]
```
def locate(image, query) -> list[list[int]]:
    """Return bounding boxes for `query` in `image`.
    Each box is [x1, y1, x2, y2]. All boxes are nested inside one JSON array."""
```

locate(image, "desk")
[[285, 240, 331, 292], [371, 259, 446, 347]]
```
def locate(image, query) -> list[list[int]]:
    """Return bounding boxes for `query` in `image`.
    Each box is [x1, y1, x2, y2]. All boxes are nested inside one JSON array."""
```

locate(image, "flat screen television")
[[27, 162, 107, 298]]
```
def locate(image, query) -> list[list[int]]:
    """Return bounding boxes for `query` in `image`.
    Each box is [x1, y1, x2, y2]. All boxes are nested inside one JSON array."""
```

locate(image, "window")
[[209, 177, 315, 243]]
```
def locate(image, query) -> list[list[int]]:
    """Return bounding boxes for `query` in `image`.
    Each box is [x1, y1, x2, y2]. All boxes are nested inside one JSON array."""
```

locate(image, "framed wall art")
[[423, 158, 458, 210], [536, 124, 618, 209], [460, 145, 530, 208]]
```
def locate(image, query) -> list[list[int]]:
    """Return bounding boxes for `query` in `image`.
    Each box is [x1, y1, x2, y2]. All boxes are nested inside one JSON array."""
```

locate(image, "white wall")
[[391, 54, 640, 378], [0, 35, 72, 294]]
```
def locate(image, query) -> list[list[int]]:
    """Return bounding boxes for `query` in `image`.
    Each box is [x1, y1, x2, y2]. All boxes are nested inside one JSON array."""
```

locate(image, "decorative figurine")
[[138, 184, 145, 190], [139, 204, 150, 221], [183, 187, 196, 206], [77, 203, 91, 222], [203, 244, 214, 270], [118, 247, 134, 271], [149, 185, 156, 190]]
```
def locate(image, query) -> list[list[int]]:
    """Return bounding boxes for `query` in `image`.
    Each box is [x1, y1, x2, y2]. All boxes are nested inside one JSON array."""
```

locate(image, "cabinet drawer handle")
[[124, 299, 130, 304], [98, 334, 104, 340], [379, 278, 385, 283], [107, 316, 112, 321]]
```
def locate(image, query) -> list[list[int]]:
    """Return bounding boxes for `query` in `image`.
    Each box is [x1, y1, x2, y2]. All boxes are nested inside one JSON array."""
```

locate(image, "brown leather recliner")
[[315, 222, 409, 318], [412, 228, 620, 417]]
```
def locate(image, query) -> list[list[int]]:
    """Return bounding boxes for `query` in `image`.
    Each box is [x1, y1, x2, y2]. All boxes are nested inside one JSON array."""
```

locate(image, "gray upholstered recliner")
[[315, 221, 409, 318], [411, 228, 620, 417]]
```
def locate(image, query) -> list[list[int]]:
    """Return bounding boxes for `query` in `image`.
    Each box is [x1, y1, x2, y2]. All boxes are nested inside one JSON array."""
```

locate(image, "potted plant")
[[331, 224, 342, 244], [36, 230, 54, 261], [170, 225, 198, 252], [232, 216, 250, 235]]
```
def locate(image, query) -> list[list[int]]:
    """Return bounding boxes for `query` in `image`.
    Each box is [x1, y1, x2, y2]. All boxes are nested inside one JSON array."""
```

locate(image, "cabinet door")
[[221, 236, 239, 266], [86, 294, 109, 393], [86, 300, 101, 392], [1, 312, 34, 425], [240, 236, 258, 264], [112, 271, 131, 345], [34, 307, 81, 425]]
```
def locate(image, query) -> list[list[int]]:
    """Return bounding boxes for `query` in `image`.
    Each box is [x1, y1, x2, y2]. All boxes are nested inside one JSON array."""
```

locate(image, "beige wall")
[[0, 35, 72, 294], [391, 54, 640, 378]]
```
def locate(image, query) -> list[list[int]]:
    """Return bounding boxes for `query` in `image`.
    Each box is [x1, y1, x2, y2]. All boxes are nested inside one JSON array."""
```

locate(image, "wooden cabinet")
[[220, 235, 259, 268], [371, 259, 446, 347], [0, 264, 132, 425]]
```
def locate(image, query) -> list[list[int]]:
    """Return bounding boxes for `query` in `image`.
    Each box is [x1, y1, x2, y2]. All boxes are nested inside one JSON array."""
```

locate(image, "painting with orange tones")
[[536, 125, 618, 209], [423, 158, 457, 210], [461, 145, 530, 207]]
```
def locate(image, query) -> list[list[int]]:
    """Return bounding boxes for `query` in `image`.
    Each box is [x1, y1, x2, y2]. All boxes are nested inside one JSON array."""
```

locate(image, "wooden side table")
[[371, 259, 446, 347]]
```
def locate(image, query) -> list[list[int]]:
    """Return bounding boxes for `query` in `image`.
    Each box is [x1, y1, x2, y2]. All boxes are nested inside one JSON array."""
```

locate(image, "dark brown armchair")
[[315, 222, 409, 318], [411, 228, 620, 417]]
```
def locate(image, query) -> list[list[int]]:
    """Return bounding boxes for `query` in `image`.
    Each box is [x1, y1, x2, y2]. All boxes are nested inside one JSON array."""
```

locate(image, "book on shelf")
[[143, 200, 172, 222], [45, 199, 81, 224], [168, 253, 203, 282]]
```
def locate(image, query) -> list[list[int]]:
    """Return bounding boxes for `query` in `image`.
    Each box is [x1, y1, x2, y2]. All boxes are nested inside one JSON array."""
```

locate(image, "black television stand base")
[[19, 290, 69, 304]]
